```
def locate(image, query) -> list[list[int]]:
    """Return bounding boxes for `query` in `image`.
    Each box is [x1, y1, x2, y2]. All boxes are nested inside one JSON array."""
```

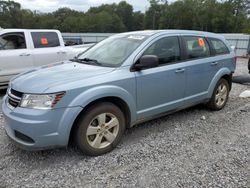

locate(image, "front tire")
[[207, 78, 230, 111], [74, 102, 125, 156]]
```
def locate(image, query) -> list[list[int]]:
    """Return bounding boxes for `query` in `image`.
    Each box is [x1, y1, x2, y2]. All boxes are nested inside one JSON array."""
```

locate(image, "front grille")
[[10, 89, 23, 98], [8, 98, 19, 107], [7, 89, 23, 108]]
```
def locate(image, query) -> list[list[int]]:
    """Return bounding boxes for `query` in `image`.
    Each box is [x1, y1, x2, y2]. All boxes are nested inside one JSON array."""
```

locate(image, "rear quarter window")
[[31, 32, 60, 48], [209, 38, 230, 55]]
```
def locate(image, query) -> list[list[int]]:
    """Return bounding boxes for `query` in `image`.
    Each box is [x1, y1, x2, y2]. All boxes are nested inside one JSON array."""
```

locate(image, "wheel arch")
[[207, 68, 232, 98], [68, 96, 132, 145], [221, 74, 232, 91], [66, 85, 137, 145]]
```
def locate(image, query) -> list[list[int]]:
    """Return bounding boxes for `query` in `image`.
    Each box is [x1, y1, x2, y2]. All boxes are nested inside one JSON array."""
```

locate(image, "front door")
[[135, 36, 187, 120]]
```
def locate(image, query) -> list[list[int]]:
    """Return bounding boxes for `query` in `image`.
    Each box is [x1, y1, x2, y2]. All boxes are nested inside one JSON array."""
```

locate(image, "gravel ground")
[[0, 59, 250, 188]]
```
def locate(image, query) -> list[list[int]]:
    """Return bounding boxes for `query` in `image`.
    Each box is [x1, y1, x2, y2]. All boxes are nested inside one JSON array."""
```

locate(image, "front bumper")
[[2, 95, 82, 150]]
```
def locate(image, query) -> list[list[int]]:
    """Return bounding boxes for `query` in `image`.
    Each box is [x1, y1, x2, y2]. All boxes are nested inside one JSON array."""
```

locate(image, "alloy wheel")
[[86, 113, 119, 149], [215, 83, 228, 107]]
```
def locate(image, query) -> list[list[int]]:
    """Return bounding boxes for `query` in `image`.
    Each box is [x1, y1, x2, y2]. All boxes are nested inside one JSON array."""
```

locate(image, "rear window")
[[31, 32, 60, 48], [209, 38, 230, 55], [183, 36, 210, 59]]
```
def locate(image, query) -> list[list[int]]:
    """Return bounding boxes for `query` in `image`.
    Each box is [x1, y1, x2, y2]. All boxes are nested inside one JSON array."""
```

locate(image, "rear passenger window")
[[183, 36, 210, 59], [210, 38, 229, 55], [31, 32, 60, 48], [143, 36, 181, 65]]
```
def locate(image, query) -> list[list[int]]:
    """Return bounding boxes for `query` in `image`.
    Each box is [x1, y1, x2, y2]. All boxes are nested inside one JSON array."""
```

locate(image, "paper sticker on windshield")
[[41, 37, 48, 45], [128, 35, 145, 40], [198, 38, 205, 47]]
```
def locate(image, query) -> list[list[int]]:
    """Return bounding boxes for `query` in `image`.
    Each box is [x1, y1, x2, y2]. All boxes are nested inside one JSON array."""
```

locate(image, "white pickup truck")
[[0, 29, 91, 88]]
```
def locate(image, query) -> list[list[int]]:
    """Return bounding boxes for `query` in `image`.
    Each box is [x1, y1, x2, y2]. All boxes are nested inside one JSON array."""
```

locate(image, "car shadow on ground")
[[233, 75, 250, 85]]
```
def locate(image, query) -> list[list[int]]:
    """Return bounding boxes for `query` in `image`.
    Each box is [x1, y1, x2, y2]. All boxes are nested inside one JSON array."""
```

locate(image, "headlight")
[[20, 92, 65, 110]]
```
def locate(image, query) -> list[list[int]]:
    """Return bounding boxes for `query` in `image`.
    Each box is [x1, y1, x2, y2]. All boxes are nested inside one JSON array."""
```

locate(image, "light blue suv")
[[2, 30, 236, 156]]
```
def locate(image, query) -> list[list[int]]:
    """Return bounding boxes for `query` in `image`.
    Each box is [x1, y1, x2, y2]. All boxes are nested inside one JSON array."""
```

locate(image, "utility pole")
[[153, 12, 156, 29], [153, 11, 159, 29]]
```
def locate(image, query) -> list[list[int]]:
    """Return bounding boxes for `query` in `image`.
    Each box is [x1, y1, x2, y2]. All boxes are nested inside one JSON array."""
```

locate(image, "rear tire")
[[74, 102, 125, 156], [207, 78, 229, 111]]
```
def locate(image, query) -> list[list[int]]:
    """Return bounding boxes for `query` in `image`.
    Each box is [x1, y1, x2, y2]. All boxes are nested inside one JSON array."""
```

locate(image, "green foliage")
[[0, 0, 249, 33], [132, 11, 144, 31], [144, 0, 164, 29], [81, 11, 126, 32], [159, 0, 249, 33], [116, 1, 134, 30]]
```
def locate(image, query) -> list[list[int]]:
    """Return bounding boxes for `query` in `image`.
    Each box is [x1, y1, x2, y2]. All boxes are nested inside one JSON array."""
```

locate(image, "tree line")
[[0, 0, 249, 33]]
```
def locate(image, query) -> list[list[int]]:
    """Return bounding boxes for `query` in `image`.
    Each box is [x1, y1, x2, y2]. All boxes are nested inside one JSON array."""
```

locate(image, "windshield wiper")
[[70, 57, 81, 63], [70, 57, 102, 66], [82, 58, 102, 65]]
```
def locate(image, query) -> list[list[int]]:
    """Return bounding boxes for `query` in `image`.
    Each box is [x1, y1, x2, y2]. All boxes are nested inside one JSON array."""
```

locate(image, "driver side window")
[[143, 36, 181, 65], [0, 32, 26, 50]]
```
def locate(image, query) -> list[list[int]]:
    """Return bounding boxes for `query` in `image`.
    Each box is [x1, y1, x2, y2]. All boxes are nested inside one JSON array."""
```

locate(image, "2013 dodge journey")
[[2, 30, 236, 156]]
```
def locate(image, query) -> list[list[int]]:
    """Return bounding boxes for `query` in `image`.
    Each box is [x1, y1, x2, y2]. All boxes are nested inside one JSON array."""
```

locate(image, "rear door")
[[30, 31, 68, 67], [0, 32, 33, 86], [181, 35, 218, 104], [134, 35, 187, 119]]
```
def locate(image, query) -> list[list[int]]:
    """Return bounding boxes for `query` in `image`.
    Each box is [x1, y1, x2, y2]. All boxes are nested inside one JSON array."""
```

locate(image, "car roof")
[[117, 30, 224, 40], [0, 29, 60, 34]]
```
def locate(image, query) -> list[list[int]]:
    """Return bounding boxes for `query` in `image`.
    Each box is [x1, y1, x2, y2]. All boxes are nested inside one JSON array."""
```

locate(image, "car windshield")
[[76, 35, 148, 67]]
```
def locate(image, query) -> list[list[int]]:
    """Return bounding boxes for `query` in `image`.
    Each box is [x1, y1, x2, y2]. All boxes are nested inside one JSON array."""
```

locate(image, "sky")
[[13, 0, 150, 13]]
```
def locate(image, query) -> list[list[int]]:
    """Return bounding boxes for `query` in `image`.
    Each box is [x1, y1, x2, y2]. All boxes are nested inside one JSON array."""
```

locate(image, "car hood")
[[11, 61, 115, 93]]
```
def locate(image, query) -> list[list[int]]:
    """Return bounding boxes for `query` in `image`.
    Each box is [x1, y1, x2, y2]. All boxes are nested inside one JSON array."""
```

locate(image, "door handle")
[[57, 51, 67, 54], [211, 62, 218, 66], [19, 53, 31, 57], [175, 68, 185, 73]]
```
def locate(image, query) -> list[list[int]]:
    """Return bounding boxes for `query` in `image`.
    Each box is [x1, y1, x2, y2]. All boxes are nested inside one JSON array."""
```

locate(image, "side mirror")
[[133, 55, 159, 71]]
